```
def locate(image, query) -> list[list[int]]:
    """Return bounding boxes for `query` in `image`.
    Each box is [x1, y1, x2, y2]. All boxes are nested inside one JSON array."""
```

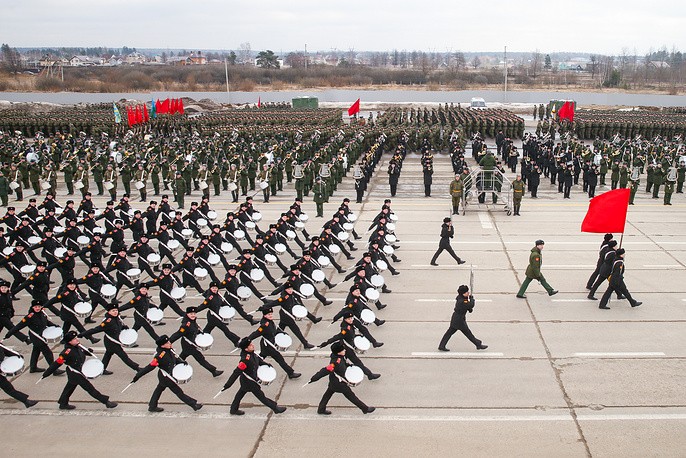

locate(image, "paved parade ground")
[[1, 137, 685, 457]]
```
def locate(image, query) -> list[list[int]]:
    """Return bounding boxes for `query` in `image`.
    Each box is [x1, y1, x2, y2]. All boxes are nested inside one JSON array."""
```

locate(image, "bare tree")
[[471, 55, 481, 69], [454, 52, 466, 70], [530, 50, 542, 79], [238, 42, 252, 65], [589, 54, 599, 80]]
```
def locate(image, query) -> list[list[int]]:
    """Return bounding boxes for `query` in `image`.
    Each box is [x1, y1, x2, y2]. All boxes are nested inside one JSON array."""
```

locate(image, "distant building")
[[168, 51, 207, 66], [649, 61, 670, 69], [124, 52, 147, 65]]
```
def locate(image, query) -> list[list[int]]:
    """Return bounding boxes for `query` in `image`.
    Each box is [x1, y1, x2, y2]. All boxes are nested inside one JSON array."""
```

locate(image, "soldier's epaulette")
[[158, 351, 165, 358], [64, 348, 71, 354], [245, 354, 250, 360]]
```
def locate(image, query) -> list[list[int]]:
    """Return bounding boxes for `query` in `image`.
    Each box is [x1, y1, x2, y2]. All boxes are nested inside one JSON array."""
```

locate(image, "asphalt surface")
[[1, 132, 685, 457]]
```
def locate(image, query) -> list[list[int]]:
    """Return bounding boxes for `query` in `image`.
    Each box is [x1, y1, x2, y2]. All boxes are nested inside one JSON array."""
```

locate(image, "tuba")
[[293, 163, 303, 179], [630, 168, 640, 181], [319, 163, 331, 178], [667, 167, 678, 182], [352, 165, 363, 179]]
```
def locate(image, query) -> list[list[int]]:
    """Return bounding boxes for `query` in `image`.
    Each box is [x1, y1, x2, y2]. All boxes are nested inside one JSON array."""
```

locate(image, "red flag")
[[155, 99, 162, 114], [581, 189, 630, 233], [171, 98, 178, 114], [143, 104, 149, 122], [135, 105, 143, 125], [558, 101, 575, 122], [160, 98, 170, 114], [257, 97, 261, 108], [348, 98, 360, 116], [178, 98, 184, 115], [126, 107, 134, 126]]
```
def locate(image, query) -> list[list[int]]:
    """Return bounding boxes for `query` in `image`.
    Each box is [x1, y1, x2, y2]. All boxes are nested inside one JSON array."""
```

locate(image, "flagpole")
[[224, 58, 230, 105], [619, 232, 624, 249]]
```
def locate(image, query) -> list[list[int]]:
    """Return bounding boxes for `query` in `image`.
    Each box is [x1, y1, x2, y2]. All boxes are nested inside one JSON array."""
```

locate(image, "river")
[[1, 89, 685, 107]]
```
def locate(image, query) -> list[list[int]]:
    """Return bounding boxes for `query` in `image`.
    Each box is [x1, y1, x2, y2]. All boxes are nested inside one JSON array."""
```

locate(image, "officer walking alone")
[[438, 285, 487, 351], [516, 240, 558, 298], [430, 217, 466, 266]]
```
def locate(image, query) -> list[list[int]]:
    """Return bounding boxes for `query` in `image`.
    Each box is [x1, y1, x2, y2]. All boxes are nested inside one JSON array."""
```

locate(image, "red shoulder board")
[[64, 348, 71, 354]]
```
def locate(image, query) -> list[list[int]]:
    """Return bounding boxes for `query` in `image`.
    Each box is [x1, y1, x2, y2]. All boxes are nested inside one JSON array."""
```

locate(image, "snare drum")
[[386, 222, 396, 232], [147, 253, 161, 267], [220, 242, 233, 254], [236, 286, 252, 301], [40, 180, 51, 191], [354, 336, 371, 354], [2, 247, 13, 256], [375, 260, 388, 272], [264, 254, 277, 266], [73, 302, 92, 318], [181, 229, 193, 240], [0, 355, 25, 377], [245, 221, 256, 232], [311, 269, 325, 284], [257, 364, 277, 385], [119, 329, 138, 347], [274, 243, 286, 255], [171, 287, 186, 303], [285, 230, 296, 241], [93, 227, 105, 235], [207, 253, 220, 266], [100, 284, 117, 300], [252, 212, 263, 222], [82, 359, 104, 379], [274, 333, 292, 351], [218, 306, 235, 323], [207, 210, 218, 221], [27, 236, 42, 245], [126, 268, 141, 281], [299, 283, 315, 299], [104, 181, 115, 190], [389, 213, 398, 222], [197, 218, 208, 228], [371, 274, 385, 288], [20, 265, 36, 278], [343, 222, 354, 232], [73, 181, 84, 190], [53, 226, 65, 236], [292, 304, 308, 321], [233, 229, 246, 241], [42, 326, 63, 343], [317, 255, 331, 268], [250, 269, 265, 282], [360, 309, 376, 325], [299, 213, 309, 222], [172, 364, 193, 384], [194, 333, 214, 351], [329, 244, 341, 255], [345, 366, 364, 386], [259, 181, 269, 190], [365, 287, 380, 301], [134, 181, 145, 190], [294, 221, 305, 231], [194, 267, 208, 280], [167, 239, 181, 250], [228, 182, 238, 191], [146, 307, 164, 324], [337, 231, 349, 242], [383, 245, 394, 255], [348, 213, 357, 222], [385, 234, 397, 244], [199, 181, 208, 190]]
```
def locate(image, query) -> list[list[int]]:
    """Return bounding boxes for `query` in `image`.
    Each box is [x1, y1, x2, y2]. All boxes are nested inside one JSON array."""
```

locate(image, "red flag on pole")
[[348, 98, 360, 116], [257, 97, 261, 108], [558, 101, 575, 122], [155, 99, 162, 114], [169, 98, 176, 114], [160, 98, 170, 114], [581, 189, 630, 233], [126, 107, 134, 126], [178, 98, 184, 115], [135, 105, 143, 125], [143, 103, 149, 122]]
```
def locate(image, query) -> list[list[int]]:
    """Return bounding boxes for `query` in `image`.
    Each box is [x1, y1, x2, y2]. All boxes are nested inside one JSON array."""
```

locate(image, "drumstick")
[[121, 382, 133, 393], [301, 382, 310, 388], [230, 348, 239, 354], [213, 389, 224, 399], [35, 377, 43, 385]]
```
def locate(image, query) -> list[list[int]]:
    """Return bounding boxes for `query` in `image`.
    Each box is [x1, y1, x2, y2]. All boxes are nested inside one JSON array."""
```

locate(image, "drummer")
[[207, 224, 232, 270], [143, 201, 159, 235], [150, 221, 177, 266], [75, 264, 117, 323], [351, 268, 389, 314], [0, 243, 38, 292], [14, 261, 51, 307], [169, 307, 223, 377], [262, 282, 321, 350], [333, 284, 386, 341], [261, 225, 291, 273], [198, 281, 240, 347], [0, 280, 31, 344], [369, 239, 400, 277], [193, 236, 224, 282], [6, 300, 64, 373], [348, 251, 393, 295], [120, 284, 161, 340], [75, 192, 94, 217], [222, 338, 287, 416], [80, 232, 107, 270], [80, 306, 141, 375], [298, 250, 336, 290], [105, 248, 138, 294], [318, 311, 381, 381], [127, 233, 157, 279], [0, 342, 38, 407], [248, 235, 282, 288], [320, 225, 354, 261], [170, 211, 192, 251], [131, 334, 203, 413], [47, 245, 81, 284], [219, 212, 244, 253], [41, 330, 119, 410], [44, 279, 101, 344], [145, 263, 185, 318], [272, 264, 332, 307], [265, 223, 297, 259], [309, 236, 346, 275], [217, 265, 260, 325], [171, 247, 207, 295], [305, 340, 376, 415], [102, 218, 127, 254], [182, 202, 203, 239], [243, 307, 301, 379], [235, 249, 267, 300]]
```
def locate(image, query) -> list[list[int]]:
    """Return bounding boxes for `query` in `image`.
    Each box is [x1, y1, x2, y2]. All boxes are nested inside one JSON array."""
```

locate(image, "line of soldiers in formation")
[[0, 186, 403, 414]]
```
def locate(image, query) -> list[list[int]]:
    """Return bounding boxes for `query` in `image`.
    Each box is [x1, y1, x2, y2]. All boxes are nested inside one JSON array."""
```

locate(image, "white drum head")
[[250, 269, 265, 282], [252, 212, 263, 222], [234, 230, 246, 241], [237, 286, 252, 300], [299, 283, 315, 298], [171, 287, 186, 301], [146, 307, 164, 324], [168, 239, 181, 250], [274, 333, 292, 351], [337, 231, 349, 242], [292, 304, 308, 319], [245, 221, 256, 231], [182, 229, 193, 239], [173, 364, 193, 383], [74, 302, 92, 317], [385, 234, 397, 244], [365, 288, 380, 302], [264, 254, 277, 265], [2, 247, 13, 256], [343, 223, 354, 232], [54, 247, 67, 258], [100, 284, 117, 299], [28, 236, 42, 245], [126, 268, 141, 280], [0, 356, 25, 376], [197, 218, 208, 228], [207, 210, 218, 221], [195, 333, 214, 350], [383, 245, 394, 255], [42, 326, 63, 343], [220, 242, 232, 254], [257, 365, 277, 385], [312, 269, 326, 283], [375, 260, 388, 271], [194, 267, 208, 279], [348, 213, 358, 222], [389, 213, 398, 222], [354, 336, 371, 352], [295, 221, 305, 231], [345, 366, 364, 385], [360, 309, 376, 324], [286, 230, 296, 240], [299, 213, 309, 222], [20, 265, 36, 277], [207, 253, 220, 266], [329, 245, 341, 254], [371, 274, 385, 288], [82, 359, 104, 379], [219, 306, 235, 322], [119, 329, 138, 346], [275, 243, 286, 254], [147, 253, 161, 265], [317, 256, 330, 267]]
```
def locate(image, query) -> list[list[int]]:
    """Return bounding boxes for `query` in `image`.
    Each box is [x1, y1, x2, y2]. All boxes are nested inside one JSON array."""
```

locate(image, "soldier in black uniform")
[[319, 312, 381, 381], [262, 282, 320, 349], [169, 307, 223, 377], [429, 217, 466, 266], [41, 330, 118, 410], [598, 249, 642, 310], [80, 306, 140, 375], [438, 285, 488, 351], [221, 338, 287, 415], [306, 341, 375, 415], [6, 300, 63, 373], [244, 307, 301, 379], [0, 342, 38, 407], [119, 284, 160, 340], [585, 234, 614, 290], [199, 282, 241, 347], [0, 280, 30, 343], [131, 334, 203, 412]]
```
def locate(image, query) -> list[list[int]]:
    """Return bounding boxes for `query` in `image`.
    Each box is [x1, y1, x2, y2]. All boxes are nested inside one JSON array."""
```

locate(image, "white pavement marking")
[[411, 352, 504, 357], [3, 409, 685, 422], [478, 214, 493, 229], [573, 352, 666, 357], [415, 299, 493, 303], [642, 265, 683, 268], [551, 299, 595, 302], [545, 265, 595, 268]]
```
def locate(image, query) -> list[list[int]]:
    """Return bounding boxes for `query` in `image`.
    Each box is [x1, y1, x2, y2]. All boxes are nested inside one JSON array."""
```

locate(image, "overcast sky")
[[4, 0, 685, 55]]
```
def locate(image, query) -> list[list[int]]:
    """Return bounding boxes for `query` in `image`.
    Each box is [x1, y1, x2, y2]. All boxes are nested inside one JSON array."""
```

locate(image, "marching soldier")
[[512, 174, 524, 215], [0, 342, 38, 407], [169, 306, 223, 377], [438, 285, 487, 351], [6, 300, 63, 373], [429, 217, 466, 266], [516, 240, 558, 298], [313, 176, 327, 217], [80, 306, 140, 375], [174, 171, 186, 209], [449, 173, 463, 215], [598, 249, 642, 310]]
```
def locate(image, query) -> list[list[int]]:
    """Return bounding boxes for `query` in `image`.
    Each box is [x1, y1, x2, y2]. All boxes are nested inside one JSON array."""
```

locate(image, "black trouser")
[[599, 281, 636, 308], [345, 348, 374, 377], [0, 376, 30, 404], [116, 272, 136, 292], [132, 310, 160, 340], [179, 338, 217, 374], [138, 259, 156, 280], [28, 336, 54, 369], [279, 313, 310, 346], [102, 338, 139, 371], [586, 263, 602, 289], [430, 241, 462, 264], [182, 271, 205, 295], [563, 183, 571, 198], [239, 272, 264, 299], [159, 292, 185, 317], [439, 322, 481, 348], [204, 311, 240, 347], [353, 317, 380, 343], [231, 379, 278, 412], [0, 316, 29, 343], [224, 292, 255, 323], [318, 382, 368, 412], [260, 343, 295, 376], [159, 247, 177, 266], [589, 270, 621, 298], [149, 371, 197, 409], [88, 291, 110, 316], [588, 185, 596, 198], [58, 369, 110, 407], [61, 311, 90, 339]]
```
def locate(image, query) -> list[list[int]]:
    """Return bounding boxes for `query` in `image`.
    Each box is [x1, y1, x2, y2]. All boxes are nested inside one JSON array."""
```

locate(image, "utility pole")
[[305, 43, 308, 70], [224, 57, 230, 104], [503, 46, 507, 101]]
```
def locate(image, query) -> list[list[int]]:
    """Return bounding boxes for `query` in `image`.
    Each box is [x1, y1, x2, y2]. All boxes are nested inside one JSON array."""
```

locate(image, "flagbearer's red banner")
[[581, 189, 630, 233]]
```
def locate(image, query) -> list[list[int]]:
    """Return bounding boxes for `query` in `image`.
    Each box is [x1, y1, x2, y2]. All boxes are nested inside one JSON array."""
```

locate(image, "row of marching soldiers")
[[0, 190, 401, 415]]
